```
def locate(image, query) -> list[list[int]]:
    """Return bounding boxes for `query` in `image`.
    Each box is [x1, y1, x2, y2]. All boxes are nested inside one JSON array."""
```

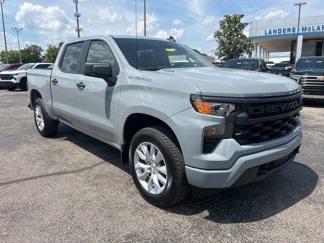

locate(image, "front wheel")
[[33, 98, 58, 137], [19, 78, 28, 91], [129, 126, 189, 207]]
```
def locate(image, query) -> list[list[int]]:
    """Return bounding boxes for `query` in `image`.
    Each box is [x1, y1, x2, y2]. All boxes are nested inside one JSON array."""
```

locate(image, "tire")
[[8, 87, 15, 91], [19, 78, 28, 91], [129, 126, 189, 207], [33, 98, 58, 137]]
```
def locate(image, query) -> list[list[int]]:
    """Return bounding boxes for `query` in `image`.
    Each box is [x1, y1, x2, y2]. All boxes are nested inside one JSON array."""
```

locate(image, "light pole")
[[73, 0, 81, 38], [295, 2, 307, 33], [144, 0, 146, 36], [13, 27, 22, 63], [0, 0, 9, 64], [294, 2, 306, 63]]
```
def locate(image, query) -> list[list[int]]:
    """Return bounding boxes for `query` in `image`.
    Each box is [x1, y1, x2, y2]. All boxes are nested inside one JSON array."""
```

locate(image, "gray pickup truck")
[[28, 36, 303, 207]]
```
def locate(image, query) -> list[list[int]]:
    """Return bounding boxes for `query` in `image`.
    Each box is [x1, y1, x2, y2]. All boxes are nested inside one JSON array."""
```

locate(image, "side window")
[[86, 40, 119, 76], [60, 42, 84, 74], [34, 64, 51, 69]]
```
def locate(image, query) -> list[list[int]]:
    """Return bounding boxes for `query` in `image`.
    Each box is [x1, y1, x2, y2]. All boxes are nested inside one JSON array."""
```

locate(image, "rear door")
[[73, 39, 121, 143], [51, 41, 86, 124]]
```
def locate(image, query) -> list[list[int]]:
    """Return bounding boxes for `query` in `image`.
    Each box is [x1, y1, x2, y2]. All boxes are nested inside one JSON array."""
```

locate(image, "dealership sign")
[[264, 24, 324, 36]]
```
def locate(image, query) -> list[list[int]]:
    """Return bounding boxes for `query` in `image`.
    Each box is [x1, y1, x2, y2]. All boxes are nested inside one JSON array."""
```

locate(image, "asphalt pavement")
[[0, 90, 323, 242]]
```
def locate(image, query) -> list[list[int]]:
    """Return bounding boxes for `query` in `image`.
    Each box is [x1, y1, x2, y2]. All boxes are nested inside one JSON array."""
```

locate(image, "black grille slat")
[[234, 114, 299, 145], [0, 74, 14, 80], [233, 95, 302, 145]]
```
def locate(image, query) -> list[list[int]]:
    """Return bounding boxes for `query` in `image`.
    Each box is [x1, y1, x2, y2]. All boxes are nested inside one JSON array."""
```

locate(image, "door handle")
[[52, 79, 58, 85], [76, 82, 86, 89]]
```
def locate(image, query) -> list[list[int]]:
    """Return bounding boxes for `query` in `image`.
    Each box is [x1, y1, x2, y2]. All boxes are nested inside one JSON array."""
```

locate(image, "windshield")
[[0, 64, 8, 71], [17, 63, 35, 71], [296, 58, 324, 70], [223, 59, 259, 71], [273, 63, 291, 68], [113, 38, 210, 70]]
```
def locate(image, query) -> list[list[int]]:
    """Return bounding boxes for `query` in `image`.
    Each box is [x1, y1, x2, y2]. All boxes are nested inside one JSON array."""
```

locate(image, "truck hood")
[[158, 67, 300, 97]]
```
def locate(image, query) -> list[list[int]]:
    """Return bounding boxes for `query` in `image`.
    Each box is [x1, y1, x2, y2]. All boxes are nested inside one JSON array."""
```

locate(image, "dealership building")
[[249, 15, 324, 63]]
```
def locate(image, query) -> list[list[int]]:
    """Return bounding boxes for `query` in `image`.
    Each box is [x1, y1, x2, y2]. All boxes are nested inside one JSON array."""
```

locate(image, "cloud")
[[124, 12, 185, 40], [97, 7, 123, 23], [255, 10, 291, 20], [206, 33, 215, 41], [15, 2, 74, 41], [154, 28, 185, 40], [0, 32, 17, 50], [188, 0, 206, 16], [202, 16, 217, 27], [173, 19, 181, 26], [187, 0, 216, 28], [126, 14, 158, 35]]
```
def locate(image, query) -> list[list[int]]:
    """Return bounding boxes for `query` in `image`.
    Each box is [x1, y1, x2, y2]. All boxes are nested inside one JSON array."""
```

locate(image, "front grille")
[[232, 94, 302, 145], [300, 76, 324, 95], [234, 113, 299, 145], [0, 74, 14, 80]]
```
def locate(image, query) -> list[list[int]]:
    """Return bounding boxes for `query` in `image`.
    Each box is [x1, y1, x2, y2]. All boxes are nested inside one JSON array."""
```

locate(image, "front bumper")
[[185, 131, 302, 188], [0, 79, 17, 89]]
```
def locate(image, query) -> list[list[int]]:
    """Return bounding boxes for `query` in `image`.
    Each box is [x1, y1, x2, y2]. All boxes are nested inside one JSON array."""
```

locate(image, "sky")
[[1, 0, 324, 55]]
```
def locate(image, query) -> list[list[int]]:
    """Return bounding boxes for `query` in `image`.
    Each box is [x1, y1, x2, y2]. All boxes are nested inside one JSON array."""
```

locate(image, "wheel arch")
[[121, 111, 183, 163], [30, 89, 42, 109]]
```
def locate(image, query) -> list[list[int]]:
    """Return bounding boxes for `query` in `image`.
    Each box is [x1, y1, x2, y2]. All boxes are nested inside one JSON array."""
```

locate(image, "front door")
[[73, 39, 121, 143]]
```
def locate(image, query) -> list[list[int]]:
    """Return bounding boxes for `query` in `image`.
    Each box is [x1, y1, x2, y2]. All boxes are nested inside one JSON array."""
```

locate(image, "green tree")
[[21, 44, 44, 63], [0, 50, 20, 63], [214, 14, 253, 60], [45, 42, 63, 63]]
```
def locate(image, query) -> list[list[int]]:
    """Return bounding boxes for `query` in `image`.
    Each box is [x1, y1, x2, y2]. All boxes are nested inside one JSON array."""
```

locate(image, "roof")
[[64, 35, 173, 45]]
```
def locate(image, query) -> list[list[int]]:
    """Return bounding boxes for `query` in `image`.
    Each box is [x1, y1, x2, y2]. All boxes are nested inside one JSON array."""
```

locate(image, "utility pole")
[[294, 1, 307, 63], [73, 0, 81, 38], [13, 27, 23, 63], [144, 0, 146, 36], [295, 2, 307, 33], [0, 0, 9, 64]]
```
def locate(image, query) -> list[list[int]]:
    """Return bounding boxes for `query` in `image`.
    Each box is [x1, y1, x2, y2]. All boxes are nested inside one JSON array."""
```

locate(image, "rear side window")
[[60, 42, 84, 73], [34, 64, 52, 69]]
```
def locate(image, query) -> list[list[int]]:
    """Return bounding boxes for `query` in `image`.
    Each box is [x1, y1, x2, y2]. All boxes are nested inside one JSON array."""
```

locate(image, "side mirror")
[[85, 63, 115, 86], [93, 63, 113, 78]]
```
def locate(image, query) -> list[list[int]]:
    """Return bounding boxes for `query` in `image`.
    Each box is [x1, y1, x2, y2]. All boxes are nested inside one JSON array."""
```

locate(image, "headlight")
[[190, 95, 235, 117]]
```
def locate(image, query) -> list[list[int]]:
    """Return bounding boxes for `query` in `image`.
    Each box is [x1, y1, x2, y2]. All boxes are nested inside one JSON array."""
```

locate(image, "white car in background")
[[0, 63, 52, 91]]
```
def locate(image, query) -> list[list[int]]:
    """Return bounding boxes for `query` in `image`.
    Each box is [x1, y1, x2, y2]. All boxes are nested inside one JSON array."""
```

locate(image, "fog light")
[[204, 125, 225, 137]]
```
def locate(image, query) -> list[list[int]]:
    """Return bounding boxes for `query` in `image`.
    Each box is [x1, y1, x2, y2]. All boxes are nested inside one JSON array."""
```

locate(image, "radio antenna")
[[135, 0, 138, 69]]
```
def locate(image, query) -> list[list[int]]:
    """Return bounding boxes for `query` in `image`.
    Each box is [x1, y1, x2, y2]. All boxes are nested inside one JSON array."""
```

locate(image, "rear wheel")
[[129, 126, 189, 207], [33, 98, 58, 137]]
